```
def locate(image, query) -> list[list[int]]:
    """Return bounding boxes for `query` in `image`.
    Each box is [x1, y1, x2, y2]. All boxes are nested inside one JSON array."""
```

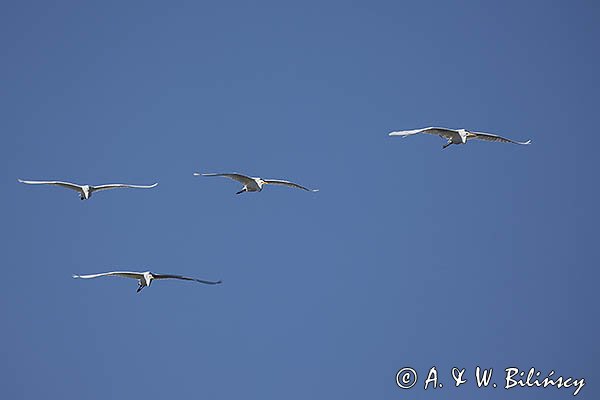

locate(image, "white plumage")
[[73, 270, 222, 293], [18, 179, 158, 200], [195, 172, 319, 194], [389, 127, 531, 149]]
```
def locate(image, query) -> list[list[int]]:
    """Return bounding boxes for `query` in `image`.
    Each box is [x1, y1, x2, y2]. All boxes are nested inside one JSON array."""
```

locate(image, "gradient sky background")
[[1, 1, 598, 399]]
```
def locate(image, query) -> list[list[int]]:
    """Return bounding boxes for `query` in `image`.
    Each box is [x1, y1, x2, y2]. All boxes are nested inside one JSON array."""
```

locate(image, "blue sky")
[[1, 1, 598, 399]]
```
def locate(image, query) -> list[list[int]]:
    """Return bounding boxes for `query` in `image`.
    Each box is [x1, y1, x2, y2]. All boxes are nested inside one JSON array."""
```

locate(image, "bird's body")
[[388, 126, 531, 149], [17, 179, 158, 200], [194, 172, 318, 194], [72, 270, 222, 293]]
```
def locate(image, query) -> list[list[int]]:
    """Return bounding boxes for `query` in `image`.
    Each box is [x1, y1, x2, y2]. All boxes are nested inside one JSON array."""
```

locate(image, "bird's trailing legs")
[[136, 282, 144, 293], [236, 187, 247, 195], [442, 141, 453, 149]]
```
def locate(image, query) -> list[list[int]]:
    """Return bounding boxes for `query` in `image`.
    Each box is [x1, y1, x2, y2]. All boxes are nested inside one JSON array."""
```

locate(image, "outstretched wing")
[[195, 172, 254, 186], [18, 179, 83, 192], [264, 179, 319, 192], [91, 183, 158, 192], [72, 271, 144, 280], [389, 127, 459, 140], [468, 131, 531, 145], [152, 273, 222, 285]]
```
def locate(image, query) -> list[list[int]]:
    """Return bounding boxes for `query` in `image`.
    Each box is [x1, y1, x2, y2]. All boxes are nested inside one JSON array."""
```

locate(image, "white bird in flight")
[[195, 172, 319, 194], [388, 127, 531, 149], [73, 271, 222, 293], [17, 179, 158, 200]]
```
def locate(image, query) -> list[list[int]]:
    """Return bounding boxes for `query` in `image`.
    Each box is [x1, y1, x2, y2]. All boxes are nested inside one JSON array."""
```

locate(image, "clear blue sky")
[[1, 1, 598, 399]]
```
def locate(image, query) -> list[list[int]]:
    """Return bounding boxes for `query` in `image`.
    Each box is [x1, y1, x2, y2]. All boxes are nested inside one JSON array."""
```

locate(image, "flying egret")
[[72, 271, 222, 293], [194, 172, 319, 194], [388, 127, 531, 149], [17, 179, 158, 200]]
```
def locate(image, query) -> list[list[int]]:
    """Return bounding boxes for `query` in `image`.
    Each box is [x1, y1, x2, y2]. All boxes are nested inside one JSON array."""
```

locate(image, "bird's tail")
[[72, 274, 81, 279]]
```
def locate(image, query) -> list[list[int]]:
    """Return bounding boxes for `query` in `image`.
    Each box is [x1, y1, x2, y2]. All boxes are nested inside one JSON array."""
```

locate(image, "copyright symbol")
[[395, 367, 417, 389]]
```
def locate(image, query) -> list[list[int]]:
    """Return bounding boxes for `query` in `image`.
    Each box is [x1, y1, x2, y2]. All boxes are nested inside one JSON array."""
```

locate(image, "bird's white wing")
[[468, 131, 531, 145], [388, 127, 458, 140], [91, 183, 158, 192], [264, 179, 319, 192], [196, 172, 255, 186], [152, 273, 222, 285], [18, 179, 83, 192], [72, 271, 145, 280]]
